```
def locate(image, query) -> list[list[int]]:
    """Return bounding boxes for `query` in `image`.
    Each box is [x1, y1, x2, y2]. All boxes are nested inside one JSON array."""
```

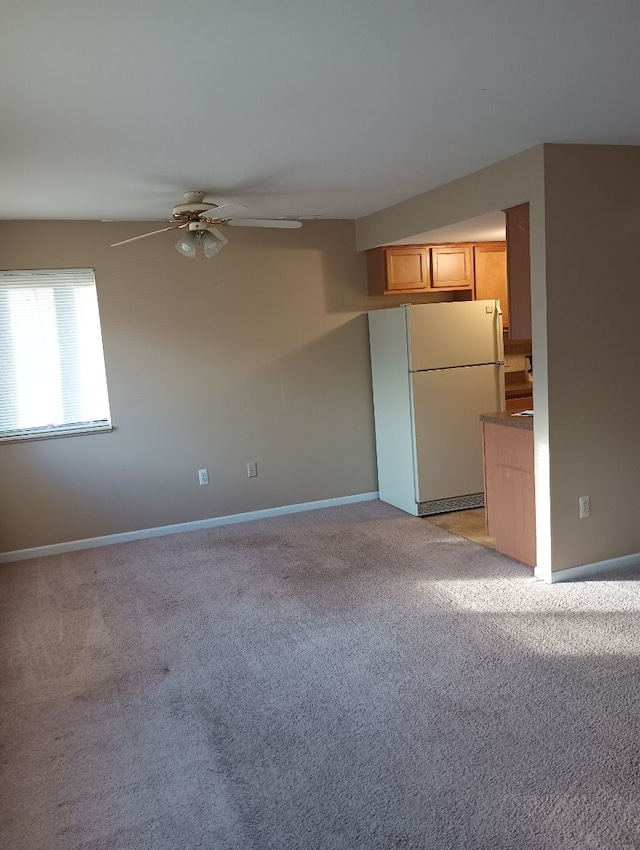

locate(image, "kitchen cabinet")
[[505, 395, 532, 411], [366, 247, 430, 295], [430, 245, 474, 290], [504, 203, 531, 340], [480, 411, 536, 567], [474, 243, 508, 330], [367, 245, 476, 296]]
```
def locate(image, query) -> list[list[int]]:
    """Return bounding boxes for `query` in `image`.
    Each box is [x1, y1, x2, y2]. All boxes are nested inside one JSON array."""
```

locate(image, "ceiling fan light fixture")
[[111, 191, 303, 255], [202, 227, 229, 258], [175, 230, 198, 259]]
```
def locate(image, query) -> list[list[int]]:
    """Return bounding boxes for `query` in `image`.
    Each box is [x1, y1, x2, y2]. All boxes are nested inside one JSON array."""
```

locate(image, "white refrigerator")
[[368, 301, 504, 516]]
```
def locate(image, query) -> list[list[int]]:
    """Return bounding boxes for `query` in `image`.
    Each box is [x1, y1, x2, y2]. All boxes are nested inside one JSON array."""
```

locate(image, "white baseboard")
[[534, 551, 640, 583], [0, 492, 380, 564]]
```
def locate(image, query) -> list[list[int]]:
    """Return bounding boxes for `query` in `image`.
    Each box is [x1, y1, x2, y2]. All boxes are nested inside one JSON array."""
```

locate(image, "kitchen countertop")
[[479, 409, 533, 430]]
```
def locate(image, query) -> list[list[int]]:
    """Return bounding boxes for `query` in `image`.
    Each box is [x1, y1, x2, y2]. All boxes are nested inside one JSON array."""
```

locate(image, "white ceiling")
[[1, 0, 639, 227]]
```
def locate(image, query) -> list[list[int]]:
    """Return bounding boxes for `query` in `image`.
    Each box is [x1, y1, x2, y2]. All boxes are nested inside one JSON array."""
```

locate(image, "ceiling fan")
[[110, 191, 303, 258]]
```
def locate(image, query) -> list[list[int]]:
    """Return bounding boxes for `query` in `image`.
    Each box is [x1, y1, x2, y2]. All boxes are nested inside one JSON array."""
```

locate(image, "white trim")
[[534, 551, 640, 583], [0, 492, 380, 564], [0, 422, 112, 444]]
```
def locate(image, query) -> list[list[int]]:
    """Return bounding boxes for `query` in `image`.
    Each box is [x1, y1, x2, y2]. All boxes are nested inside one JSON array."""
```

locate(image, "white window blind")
[[0, 268, 112, 441]]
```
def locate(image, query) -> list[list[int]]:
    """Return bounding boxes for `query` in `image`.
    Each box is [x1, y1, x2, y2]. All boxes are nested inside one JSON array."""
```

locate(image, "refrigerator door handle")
[[494, 298, 505, 365]]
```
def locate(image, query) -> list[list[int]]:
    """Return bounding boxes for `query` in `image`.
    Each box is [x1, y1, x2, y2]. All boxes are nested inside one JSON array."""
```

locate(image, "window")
[[0, 268, 112, 442]]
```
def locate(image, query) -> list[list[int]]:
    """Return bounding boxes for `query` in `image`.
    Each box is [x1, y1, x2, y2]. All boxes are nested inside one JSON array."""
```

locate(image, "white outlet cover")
[[579, 495, 590, 518]]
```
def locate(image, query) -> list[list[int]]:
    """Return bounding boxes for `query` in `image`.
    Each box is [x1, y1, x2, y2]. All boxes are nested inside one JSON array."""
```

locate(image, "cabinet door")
[[474, 243, 508, 330], [385, 247, 430, 292], [504, 203, 531, 340], [483, 422, 536, 566], [430, 245, 473, 290]]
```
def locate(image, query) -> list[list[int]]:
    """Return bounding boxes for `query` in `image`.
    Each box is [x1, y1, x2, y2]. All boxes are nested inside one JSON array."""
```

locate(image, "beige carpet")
[[2, 500, 640, 849]]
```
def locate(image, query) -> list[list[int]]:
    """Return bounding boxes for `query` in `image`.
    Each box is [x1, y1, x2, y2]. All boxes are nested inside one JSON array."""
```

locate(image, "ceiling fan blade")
[[111, 225, 180, 247], [226, 218, 303, 229]]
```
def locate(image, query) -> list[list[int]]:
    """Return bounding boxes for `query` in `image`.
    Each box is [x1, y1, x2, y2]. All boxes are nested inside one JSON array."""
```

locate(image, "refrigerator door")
[[407, 301, 503, 371], [411, 363, 503, 506]]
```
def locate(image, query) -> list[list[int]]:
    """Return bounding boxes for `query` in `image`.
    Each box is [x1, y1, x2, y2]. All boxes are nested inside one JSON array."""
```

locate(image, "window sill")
[[0, 423, 113, 444]]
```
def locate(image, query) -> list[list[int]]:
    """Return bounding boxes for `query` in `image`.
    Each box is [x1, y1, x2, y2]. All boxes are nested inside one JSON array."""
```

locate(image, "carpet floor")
[[2, 500, 640, 849]]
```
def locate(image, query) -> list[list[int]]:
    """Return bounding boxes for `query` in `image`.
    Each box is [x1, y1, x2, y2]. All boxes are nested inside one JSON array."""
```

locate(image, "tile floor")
[[425, 507, 496, 549]]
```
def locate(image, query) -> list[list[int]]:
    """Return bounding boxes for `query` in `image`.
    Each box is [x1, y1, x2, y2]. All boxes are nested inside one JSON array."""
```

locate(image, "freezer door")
[[407, 301, 503, 371], [411, 364, 503, 503]]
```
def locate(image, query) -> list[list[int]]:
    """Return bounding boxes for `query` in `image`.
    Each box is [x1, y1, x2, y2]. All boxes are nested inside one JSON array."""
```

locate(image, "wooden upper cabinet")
[[386, 247, 430, 292], [473, 243, 509, 330], [367, 246, 430, 294], [504, 203, 531, 340], [366, 245, 474, 295], [430, 245, 474, 290]]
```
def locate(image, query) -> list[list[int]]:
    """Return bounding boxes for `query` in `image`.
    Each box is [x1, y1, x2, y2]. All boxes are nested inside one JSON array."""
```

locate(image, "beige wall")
[[543, 144, 640, 571], [0, 220, 378, 553]]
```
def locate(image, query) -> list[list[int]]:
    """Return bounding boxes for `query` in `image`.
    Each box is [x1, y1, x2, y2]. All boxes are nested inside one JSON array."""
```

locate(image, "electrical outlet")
[[579, 495, 590, 519], [198, 468, 209, 486], [247, 461, 258, 478]]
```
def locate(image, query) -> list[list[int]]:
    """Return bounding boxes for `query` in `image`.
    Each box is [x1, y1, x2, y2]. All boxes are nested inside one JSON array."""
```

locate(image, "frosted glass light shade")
[[201, 232, 221, 257], [202, 227, 229, 258], [175, 231, 198, 258]]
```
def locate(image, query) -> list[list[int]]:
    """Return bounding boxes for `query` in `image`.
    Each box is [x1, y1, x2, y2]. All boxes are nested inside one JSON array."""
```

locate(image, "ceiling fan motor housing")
[[172, 190, 220, 221], [172, 203, 219, 220]]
